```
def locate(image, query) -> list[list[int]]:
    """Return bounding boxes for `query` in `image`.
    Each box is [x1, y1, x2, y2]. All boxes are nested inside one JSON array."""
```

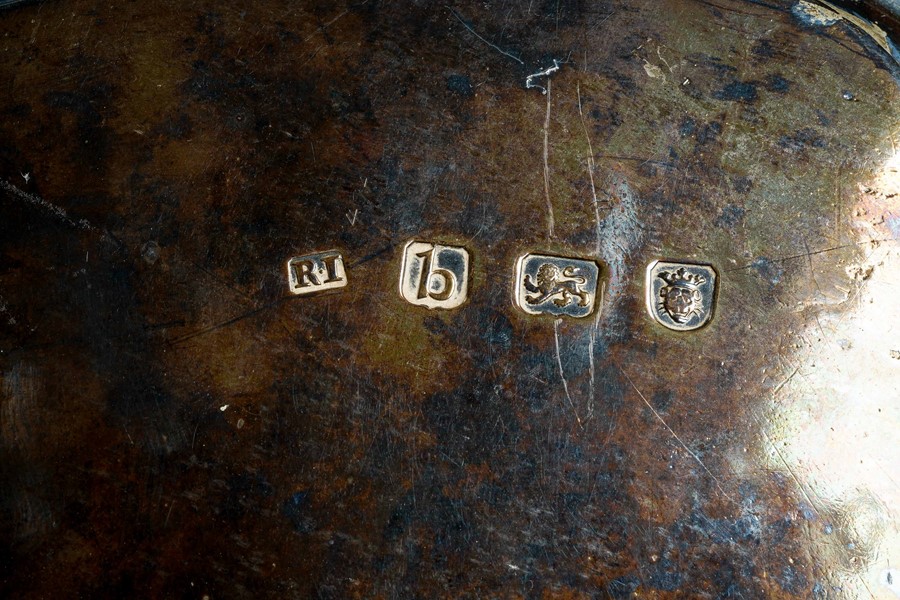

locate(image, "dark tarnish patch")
[[679, 116, 697, 137], [381, 489, 416, 542], [651, 389, 673, 412], [151, 114, 193, 140], [607, 574, 641, 598], [732, 176, 754, 193], [712, 80, 759, 103], [778, 128, 827, 152], [283, 491, 316, 533], [697, 121, 723, 145], [446, 74, 474, 97], [647, 558, 683, 591], [713, 562, 754, 598], [43, 90, 104, 129], [715, 204, 746, 229], [478, 309, 513, 353], [42, 84, 115, 171], [765, 74, 791, 93], [1, 102, 31, 119], [778, 564, 809, 595], [219, 472, 274, 521], [425, 493, 474, 562], [590, 105, 624, 140], [184, 60, 229, 102], [329, 87, 376, 122], [751, 39, 777, 60], [689, 510, 762, 544], [771, 517, 794, 545], [751, 257, 785, 286], [690, 53, 738, 75], [599, 65, 638, 93], [423, 385, 519, 465]]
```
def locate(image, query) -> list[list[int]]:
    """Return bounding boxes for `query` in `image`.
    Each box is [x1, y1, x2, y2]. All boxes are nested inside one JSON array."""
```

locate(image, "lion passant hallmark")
[[646, 260, 717, 331], [514, 253, 599, 318]]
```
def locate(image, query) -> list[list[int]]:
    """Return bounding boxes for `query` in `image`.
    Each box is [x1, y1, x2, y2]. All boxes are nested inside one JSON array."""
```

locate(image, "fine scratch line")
[[576, 83, 602, 255], [167, 298, 288, 347], [555, 318, 582, 427], [587, 329, 596, 419], [618, 364, 734, 504], [0, 179, 93, 232], [587, 280, 606, 417], [773, 366, 799, 396], [300, 5, 360, 45], [447, 7, 524, 65], [756, 419, 822, 518], [543, 79, 555, 239], [726, 238, 898, 272]]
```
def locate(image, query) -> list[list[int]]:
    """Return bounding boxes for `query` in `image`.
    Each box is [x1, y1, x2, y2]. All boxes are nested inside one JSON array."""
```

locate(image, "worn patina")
[[1, 0, 899, 597]]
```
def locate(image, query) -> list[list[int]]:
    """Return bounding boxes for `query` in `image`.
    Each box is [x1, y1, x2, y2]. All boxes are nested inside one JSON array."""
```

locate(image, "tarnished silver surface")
[[1, 0, 899, 597]]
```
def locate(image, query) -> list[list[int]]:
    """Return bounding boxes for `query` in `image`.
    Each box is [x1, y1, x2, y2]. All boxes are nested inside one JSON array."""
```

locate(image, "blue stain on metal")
[[886, 214, 900, 239], [751, 257, 785, 286]]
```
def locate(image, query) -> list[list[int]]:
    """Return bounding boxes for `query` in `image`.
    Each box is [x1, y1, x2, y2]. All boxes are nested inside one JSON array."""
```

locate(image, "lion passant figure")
[[524, 263, 589, 308]]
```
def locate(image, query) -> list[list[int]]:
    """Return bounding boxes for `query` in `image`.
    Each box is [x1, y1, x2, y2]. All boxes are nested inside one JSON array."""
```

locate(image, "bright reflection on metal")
[[762, 151, 899, 598]]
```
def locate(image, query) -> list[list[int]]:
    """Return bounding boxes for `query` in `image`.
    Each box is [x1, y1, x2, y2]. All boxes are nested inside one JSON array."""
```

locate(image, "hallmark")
[[646, 260, 716, 331], [515, 253, 599, 318], [399, 240, 469, 309], [287, 250, 347, 295]]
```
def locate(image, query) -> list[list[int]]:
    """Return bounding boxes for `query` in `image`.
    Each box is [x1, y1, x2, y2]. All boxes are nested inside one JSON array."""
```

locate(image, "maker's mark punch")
[[287, 250, 347, 295]]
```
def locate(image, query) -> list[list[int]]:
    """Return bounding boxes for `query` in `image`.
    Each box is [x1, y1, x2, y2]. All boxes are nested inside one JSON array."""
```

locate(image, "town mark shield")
[[515, 254, 600, 318], [646, 260, 717, 331]]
